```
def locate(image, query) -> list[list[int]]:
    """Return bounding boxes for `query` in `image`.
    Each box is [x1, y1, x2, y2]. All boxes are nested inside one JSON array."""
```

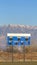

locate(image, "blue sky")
[[0, 0, 37, 26]]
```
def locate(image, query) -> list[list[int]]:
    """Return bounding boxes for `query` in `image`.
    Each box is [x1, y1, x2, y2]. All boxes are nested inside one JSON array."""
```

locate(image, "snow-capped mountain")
[[0, 24, 37, 50]]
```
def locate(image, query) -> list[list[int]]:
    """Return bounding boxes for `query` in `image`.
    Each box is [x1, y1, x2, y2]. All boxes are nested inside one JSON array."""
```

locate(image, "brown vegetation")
[[0, 46, 37, 62]]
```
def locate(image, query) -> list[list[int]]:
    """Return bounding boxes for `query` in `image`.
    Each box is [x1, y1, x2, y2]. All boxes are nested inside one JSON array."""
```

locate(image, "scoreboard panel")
[[7, 35, 31, 46]]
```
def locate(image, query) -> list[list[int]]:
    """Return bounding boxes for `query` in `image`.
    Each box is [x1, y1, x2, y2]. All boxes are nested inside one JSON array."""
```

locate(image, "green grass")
[[0, 62, 37, 65]]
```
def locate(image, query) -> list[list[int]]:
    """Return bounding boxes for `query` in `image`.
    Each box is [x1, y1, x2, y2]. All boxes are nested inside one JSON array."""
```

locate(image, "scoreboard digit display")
[[7, 33, 31, 46]]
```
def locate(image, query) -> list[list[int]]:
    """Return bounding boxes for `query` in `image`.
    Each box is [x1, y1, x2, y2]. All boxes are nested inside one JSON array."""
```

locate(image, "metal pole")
[[23, 44, 25, 62], [12, 46, 13, 62]]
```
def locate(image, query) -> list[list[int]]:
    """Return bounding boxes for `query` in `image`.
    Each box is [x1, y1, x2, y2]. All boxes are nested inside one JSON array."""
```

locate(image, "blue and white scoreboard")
[[7, 33, 31, 46]]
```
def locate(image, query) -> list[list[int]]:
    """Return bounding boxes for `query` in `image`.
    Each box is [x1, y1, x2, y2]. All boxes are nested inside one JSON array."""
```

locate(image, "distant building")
[[7, 33, 31, 46]]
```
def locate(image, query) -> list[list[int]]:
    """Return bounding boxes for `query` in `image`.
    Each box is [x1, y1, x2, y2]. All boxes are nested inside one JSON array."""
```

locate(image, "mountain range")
[[0, 24, 37, 50]]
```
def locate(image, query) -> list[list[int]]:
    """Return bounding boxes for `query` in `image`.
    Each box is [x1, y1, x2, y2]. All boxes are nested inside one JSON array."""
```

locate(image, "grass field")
[[0, 62, 37, 65]]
